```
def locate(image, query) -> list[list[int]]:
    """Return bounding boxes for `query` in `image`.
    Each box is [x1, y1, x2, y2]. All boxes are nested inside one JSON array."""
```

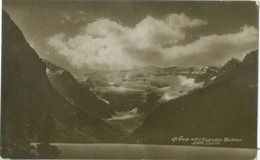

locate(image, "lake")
[[31, 143, 257, 159]]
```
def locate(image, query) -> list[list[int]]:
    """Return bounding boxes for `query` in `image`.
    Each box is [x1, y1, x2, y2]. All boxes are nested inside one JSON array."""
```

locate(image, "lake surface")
[[32, 143, 257, 159]]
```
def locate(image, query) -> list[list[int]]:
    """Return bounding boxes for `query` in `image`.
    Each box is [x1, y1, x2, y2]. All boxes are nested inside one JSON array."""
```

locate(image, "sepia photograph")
[[1, 0, 258, 159]]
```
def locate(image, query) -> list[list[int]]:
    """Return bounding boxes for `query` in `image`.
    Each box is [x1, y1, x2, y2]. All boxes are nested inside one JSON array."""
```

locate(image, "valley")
[[44, 49, 258, 148], [45, 62, 219, 137], [1, 7, 257, 159], [44, 52, 257, 147]]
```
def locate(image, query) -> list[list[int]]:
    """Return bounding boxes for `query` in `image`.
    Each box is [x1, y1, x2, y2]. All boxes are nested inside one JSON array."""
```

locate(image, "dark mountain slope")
[[130, 50, 258, 148], [1, 10, 121, 155], [210, 58, 241, 84], [44, 60, 114, 118]]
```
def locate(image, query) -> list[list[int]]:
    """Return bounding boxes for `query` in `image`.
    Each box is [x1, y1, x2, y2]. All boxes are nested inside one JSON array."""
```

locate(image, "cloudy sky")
[[3, 1, 258, 76]]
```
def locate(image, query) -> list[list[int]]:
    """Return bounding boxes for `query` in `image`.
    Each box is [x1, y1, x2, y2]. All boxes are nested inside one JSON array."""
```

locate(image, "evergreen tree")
[[1, 112, 37, 158], [37, 109, 61, 158]]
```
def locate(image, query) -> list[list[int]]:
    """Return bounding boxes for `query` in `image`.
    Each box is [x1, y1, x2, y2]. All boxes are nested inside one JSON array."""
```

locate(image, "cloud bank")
[[47, 13, 258, 70]]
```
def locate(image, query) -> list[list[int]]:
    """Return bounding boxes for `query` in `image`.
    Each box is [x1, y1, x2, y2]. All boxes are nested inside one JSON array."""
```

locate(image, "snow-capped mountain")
[[194, 66, 219, 84], [130, 50, 258, 148]]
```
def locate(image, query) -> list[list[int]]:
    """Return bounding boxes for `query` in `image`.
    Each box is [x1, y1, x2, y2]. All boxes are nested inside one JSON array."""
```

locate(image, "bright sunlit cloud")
[[47, 13, 258, 70]]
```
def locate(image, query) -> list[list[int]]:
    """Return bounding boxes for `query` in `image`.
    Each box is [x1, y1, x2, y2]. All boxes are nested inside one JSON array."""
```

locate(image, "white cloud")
[[161, 25, 258, 66], [47, 13, 257, 70]]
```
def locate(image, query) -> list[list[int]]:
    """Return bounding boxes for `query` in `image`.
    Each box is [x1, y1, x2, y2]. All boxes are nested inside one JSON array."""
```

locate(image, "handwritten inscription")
[[172, 136, 242, 146]]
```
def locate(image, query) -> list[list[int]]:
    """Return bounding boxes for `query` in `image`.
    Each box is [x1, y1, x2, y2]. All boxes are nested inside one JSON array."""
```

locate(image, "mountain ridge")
[[129, 50, 257, 148], [43, 59, 115, 118], [1, 10, 122, 156]]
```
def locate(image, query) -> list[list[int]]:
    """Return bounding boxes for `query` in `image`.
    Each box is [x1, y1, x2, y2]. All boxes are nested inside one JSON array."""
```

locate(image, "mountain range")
[[130, 50, 257, 148], [1, 8, 257, 157]]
